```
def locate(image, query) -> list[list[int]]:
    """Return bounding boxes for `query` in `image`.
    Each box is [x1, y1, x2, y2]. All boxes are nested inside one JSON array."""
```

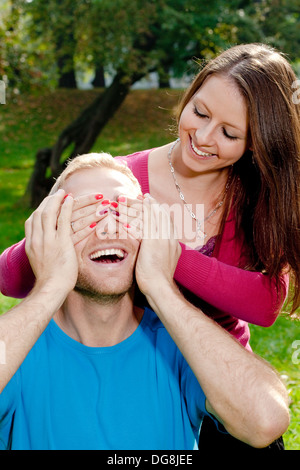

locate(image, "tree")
[[19, 0, 300, 207], [25, 0, 234, 206], [24, 0, 85, 89], [0, 0, 56, 96]]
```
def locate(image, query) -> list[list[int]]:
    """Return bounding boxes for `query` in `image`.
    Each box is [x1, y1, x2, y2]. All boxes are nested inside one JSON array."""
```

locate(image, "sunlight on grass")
[[250, 315, 300, 450], [0, 294, 21, 315]]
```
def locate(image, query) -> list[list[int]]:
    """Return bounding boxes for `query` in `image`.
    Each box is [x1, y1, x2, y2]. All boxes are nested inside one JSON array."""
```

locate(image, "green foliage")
[[228, 0, 300, 61], [0, 0, 57, 95], [1, 0, 299, 94]]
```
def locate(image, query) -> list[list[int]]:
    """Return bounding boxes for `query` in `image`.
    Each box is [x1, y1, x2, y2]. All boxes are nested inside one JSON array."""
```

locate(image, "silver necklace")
[[167, 138, 229, 240]]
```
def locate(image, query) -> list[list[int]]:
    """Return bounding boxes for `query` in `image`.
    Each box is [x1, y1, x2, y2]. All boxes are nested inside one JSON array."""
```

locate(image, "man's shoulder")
[[141, 308, 180, 354], [142, 307, 165, 331]]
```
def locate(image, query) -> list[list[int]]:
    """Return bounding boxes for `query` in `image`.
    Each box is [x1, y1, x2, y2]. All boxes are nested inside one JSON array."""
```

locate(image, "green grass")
[[250, 315, 300, 450], [0, 89, 299, 449]]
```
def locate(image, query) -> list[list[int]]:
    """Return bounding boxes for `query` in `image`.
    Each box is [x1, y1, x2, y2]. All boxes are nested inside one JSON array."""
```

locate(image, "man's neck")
[[53, 288, 144, 347]]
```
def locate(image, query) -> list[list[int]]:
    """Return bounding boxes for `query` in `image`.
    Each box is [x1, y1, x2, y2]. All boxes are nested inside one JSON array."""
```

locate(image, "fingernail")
[[101, 199, 110, 205], [110, 201, 118, 208], [111, 210, 120, 217], [95, 193, 103, 200], [98, 209, 109, 216], [117, 196, 126, 203], [123, 223, 131, 229], [89, 222, 97, 229], [63, 193, 72, 200]]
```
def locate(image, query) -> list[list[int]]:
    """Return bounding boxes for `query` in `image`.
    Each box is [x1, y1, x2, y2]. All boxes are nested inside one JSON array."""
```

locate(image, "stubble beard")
[[74, 271, 135, 306]]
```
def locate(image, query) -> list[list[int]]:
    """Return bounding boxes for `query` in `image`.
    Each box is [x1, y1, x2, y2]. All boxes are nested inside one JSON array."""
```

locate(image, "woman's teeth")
[[191, 140, 215, 157]]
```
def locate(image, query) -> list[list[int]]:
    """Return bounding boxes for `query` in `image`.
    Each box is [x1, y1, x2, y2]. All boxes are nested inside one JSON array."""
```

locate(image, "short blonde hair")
[[50, 152, 141, 194]]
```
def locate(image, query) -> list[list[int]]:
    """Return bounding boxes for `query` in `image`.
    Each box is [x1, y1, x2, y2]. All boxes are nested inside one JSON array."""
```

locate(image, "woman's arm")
[[175, 243, 288, 327], [0, 239, 35, 299]]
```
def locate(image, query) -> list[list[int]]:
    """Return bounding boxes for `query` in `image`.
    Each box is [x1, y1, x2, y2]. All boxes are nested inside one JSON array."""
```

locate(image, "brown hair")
[[177, 43, 300, 314]]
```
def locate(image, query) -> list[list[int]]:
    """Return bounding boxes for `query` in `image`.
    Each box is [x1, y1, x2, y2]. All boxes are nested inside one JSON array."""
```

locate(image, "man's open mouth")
[[89, 248, 127, 264]]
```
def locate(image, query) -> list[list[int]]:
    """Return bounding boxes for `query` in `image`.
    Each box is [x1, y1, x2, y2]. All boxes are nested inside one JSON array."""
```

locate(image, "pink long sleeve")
[[0, 238, 35, 298], [174, 243, 288, 328]]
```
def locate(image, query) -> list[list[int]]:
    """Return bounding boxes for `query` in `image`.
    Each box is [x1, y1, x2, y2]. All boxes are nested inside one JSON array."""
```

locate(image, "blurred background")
[[0, 0, 299, 449]]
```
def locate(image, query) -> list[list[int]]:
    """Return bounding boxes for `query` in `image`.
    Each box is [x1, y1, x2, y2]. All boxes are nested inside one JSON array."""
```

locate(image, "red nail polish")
[[101, 199, 110, 205], [95, 194, 103, 200], [99, 209, 109, 215], [118, 196, 126, 203], [63, 193, 71, 200], [110, 201, 118, 208], [123, 223, 131, 229], [89, 222, 97, 229]]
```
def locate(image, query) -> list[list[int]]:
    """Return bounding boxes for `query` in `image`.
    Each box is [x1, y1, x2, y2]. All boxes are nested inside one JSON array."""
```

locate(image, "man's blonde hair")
[[49, 152, 141, 194]]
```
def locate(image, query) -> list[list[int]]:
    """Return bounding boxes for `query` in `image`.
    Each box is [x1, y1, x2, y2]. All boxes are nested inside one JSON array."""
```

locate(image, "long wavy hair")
[[176, 43, 300, 314]]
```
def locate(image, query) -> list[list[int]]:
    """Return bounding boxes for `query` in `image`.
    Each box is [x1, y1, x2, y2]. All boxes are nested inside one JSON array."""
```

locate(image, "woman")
[[1, 43, 299, 448]]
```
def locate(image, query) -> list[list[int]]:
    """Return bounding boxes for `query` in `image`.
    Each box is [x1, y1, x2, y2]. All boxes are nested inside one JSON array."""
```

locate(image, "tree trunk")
[[24, 70, 145, 207], [56, 25, 77, 89], [24, 26, 158, 207], [92, 66, 106, 88], [158, 64, 170, 89], [58, 66, 77, 89]]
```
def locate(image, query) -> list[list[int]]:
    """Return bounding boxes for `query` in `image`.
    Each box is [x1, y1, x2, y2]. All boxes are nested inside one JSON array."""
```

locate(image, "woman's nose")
[[195, 122, 216, 146]]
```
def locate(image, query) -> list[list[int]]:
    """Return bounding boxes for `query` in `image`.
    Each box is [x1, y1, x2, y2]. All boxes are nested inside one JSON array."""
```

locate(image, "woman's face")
[[178, 74, 249, 173]]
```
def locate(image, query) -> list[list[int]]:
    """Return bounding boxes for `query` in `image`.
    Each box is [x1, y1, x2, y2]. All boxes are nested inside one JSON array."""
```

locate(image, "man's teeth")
[[90, 248, 125, 260], [191, 140, 214, 157]]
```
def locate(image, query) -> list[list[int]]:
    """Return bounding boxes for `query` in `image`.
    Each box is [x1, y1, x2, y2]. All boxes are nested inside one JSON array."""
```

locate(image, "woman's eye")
[[223, 128, 238, 141], [193, 106, 207, 118], [192, 104, 239, 141]]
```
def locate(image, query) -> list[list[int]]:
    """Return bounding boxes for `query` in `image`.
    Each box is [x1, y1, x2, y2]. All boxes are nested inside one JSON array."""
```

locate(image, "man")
[[0, 153, 289, 450]]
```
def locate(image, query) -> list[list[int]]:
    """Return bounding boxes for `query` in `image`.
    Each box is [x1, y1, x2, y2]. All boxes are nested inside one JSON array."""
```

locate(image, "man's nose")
[[95, 210, 119, 238]]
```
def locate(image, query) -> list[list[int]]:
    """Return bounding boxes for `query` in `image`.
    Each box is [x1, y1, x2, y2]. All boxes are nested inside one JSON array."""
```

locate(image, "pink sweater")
[[0, 149, 288, 349]]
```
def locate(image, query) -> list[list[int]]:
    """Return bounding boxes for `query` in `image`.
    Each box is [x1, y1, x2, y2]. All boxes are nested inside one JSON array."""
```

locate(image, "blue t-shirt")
[[0, 308, 212, 450]]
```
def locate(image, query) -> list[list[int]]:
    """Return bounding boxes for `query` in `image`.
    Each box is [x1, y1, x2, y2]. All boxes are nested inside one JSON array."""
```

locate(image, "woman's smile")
[[189, 136, 217, 160], [179, 74, 249, 173]]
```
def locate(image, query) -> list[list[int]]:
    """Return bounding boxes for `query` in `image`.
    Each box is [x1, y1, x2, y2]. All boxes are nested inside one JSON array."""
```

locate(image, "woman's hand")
[[117, 194, 144, 241], [70, 193, 107, 244], [135, 195, 181, 299], [25, 189, 78, 296], [69, 193, 145, 243]]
